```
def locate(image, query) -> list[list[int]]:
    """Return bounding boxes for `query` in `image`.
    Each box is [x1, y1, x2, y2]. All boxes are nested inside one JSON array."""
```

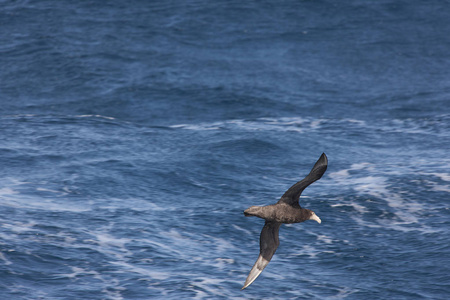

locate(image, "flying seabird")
[[242, 153, 328, 290]]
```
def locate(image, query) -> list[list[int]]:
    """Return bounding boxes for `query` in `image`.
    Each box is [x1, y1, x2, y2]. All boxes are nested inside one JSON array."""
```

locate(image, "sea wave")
[[170, 114, 450, 137]]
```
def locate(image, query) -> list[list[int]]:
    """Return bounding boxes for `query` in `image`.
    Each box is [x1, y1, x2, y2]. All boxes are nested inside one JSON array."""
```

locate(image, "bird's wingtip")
[[241, 277, 253, 290], [241, 280, 252, 290]]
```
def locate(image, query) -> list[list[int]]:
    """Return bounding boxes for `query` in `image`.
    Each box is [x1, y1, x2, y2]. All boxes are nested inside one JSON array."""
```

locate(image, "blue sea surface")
[[1, 1, 449, 299]]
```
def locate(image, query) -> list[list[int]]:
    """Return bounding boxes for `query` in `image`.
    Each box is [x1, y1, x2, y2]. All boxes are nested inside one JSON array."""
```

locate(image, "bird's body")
[[242, 153, 328, 290], [244, 203, 315, 224]]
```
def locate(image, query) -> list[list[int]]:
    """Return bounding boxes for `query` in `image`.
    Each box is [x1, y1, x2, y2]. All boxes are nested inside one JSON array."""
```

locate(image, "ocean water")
[[1, 1, 449, 299]]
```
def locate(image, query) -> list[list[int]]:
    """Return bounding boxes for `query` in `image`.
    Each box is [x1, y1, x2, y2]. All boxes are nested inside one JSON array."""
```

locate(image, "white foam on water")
[[426, 172, 450, 182], [139, 237, 184, 257], [329, 286, 360, 299], [36, 187, 64, 194], [205, 234, 238, 254], [189, 278, 227, 299], [231, 224, 252, 236], [4, 197, 91, 213], [95, 233, 131, 249], [331, 202, 369, 214], [328, 163, 439, 233], [102, 284, 125, 300], [170, 116, 365, 133], [317, 234, 334, 244], [58, 266, 100, 279], [0, 181, 91, 213], [431, 184, 450, 193], [212, 258, 235, 270], [362, 116, 450, 137], [170, 123, 222, 130], [104, 197, 171, 212], [0, 187, 18, 197], [330, 169, 350, 178], [167, 115, 445, 141], [1, 220, 37, 234], [83, 231, 134, 261], [284, 275, 361, 299], [349, 162, 375, 171], [62, 235, 77, 244], [3, 114, 37, 118], [110, 261, 170, 280], [351, 216, 383, 229], [0, 251, 12, 265], [147, 228, 203, 260], [76, 114, 117, 120], [290, 244, 321, 259], [346, 119, 366, 125], [170, 118, 395, 143], [418, 172, 450, 193]]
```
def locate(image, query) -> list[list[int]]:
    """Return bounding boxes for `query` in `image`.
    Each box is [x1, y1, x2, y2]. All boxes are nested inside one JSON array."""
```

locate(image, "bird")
[[242, 153, 328, 290]]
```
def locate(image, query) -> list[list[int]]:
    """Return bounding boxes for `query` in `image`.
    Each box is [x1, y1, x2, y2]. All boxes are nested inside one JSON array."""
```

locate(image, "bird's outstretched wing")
[[278, 153, 328, 207], [242, 221, 281, 290]]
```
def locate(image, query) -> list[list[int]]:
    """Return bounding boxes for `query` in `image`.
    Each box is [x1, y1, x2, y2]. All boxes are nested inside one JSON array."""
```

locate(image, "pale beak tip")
[[310, 213, 322, 224]]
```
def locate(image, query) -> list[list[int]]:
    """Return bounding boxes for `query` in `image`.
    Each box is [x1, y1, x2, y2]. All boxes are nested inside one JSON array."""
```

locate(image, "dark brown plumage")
[[242, 153, 328, 290]]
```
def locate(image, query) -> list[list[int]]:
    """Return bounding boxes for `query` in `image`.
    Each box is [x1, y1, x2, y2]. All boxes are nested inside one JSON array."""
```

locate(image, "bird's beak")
[[310, 213, 322, 224]]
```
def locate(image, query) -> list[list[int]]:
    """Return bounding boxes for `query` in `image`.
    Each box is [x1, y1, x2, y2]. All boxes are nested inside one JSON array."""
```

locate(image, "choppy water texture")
[[1, 1, 449, 299]]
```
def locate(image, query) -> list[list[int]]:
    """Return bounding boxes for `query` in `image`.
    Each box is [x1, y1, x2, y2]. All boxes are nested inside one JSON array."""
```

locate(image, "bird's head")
[[308, 210, 322, 224]]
